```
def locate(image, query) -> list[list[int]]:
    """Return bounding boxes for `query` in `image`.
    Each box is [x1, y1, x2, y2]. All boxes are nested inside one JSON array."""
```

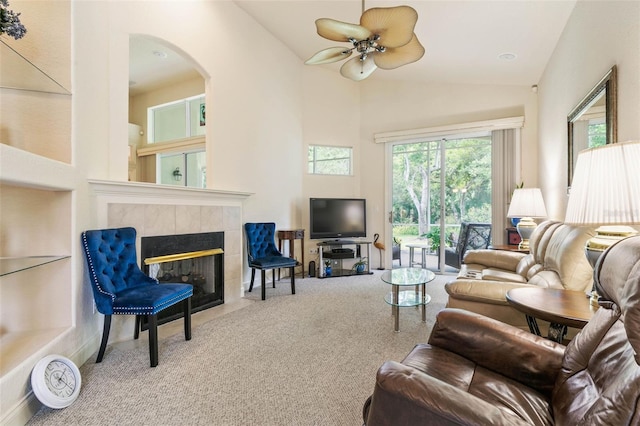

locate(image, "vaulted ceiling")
[[235, 0, 577, 86], [129, 1, 577, 95]]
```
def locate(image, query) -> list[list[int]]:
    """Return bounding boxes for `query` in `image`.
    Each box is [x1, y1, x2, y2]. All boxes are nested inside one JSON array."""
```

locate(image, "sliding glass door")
[[390, 135, 492, 272]]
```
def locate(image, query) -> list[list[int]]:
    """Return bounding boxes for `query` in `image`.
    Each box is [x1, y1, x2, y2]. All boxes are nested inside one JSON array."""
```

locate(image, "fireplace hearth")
[[140, 232, 224, 328]]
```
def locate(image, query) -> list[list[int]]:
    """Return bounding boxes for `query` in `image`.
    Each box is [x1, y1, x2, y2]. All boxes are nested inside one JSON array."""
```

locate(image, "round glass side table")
[[381, 267, 436, 331]]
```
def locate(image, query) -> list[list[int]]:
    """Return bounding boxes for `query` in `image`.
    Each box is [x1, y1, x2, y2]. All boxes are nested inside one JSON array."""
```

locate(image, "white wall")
[[73, 1, 304, 226], [301, 66, 362, 251], [538, 0, 640, 219]]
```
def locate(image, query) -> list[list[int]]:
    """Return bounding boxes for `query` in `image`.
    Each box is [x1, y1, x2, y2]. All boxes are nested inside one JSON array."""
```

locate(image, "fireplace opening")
[[140, 232, 224, 328]]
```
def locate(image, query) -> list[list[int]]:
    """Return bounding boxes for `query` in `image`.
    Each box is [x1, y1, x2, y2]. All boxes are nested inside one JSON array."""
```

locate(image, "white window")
[[147, 94, 205, 143], [308, 145, 352, 175]]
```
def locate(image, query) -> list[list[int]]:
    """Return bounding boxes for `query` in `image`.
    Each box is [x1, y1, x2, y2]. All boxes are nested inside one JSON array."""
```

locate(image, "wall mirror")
[[567, 65, 617, 188]]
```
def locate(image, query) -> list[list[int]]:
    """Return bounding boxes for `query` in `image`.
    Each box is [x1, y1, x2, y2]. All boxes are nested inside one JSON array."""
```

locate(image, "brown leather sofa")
[[363, 235, 640, 425], [445, 220, 595, 334]]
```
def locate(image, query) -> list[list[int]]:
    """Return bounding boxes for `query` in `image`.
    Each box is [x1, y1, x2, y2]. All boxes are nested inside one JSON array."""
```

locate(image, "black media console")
[[318, 240, 372, 278]]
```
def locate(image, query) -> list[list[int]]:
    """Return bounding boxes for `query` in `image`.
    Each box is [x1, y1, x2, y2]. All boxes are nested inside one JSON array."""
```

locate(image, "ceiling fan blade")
[[316, 18, 372, 43], [360, 6, 418, 48], [340, 56, 377, 81], [373, 33, 425, 70], [305, 47, 353, 65]]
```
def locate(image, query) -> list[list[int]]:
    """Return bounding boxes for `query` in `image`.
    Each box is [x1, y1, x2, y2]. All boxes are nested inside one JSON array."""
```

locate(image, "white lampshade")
[[565, 141, 640, 225], [565, 141, 640, 268], [507, 188, 547, 250], [507, 188, 548, 218]]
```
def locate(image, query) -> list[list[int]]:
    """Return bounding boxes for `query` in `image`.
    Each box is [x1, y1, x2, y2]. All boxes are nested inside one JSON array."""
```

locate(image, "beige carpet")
[[28, 270, 453, 426]]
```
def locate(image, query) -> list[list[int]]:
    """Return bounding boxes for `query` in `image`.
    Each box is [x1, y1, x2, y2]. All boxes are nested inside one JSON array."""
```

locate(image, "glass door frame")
[[383, 132, 493, 273]]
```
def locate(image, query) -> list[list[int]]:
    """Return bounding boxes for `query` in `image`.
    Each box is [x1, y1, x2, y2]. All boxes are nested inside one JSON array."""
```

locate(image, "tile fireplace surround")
[[89, 180, 251, 341]]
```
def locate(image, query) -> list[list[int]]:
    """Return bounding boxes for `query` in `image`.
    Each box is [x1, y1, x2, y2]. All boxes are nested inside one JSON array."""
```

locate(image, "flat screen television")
[[309, 198, 367, 241]]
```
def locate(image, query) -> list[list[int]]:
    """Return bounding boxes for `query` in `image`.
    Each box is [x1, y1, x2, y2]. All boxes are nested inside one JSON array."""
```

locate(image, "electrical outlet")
[[309, 248, 318, 254]]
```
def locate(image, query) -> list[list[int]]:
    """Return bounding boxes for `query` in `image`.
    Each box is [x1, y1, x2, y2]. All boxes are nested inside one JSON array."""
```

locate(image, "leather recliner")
[[363, 235, 640, 425], [445, 220, 595, 334]]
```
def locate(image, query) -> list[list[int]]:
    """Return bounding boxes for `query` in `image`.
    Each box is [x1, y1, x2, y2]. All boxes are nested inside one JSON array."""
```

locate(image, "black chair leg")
[[272, 269, 276, 288], [249, 269, 255, 292], [134, 315, 141, 339], [97, 315, 111, 363], [184, 297, 192, 341], [290, 266, 296, 295], [148, 314, 158, 367], [261, 269, 266, 300]]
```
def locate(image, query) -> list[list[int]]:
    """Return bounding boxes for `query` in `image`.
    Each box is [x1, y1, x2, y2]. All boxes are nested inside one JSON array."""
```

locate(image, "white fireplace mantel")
[[88, 179, 252, 309], [89, 179, 252, 225]]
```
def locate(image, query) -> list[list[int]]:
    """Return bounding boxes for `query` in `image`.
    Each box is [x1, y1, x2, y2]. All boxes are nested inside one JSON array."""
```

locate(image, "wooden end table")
[[489, 244, 529, 254], [277, 229, 305, 279], [506, 287, 598, 343]]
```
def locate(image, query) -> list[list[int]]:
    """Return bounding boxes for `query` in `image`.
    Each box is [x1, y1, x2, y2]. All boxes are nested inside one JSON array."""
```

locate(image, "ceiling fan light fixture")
[[305, 4, 423, 81], [341, 55, 377, 81]]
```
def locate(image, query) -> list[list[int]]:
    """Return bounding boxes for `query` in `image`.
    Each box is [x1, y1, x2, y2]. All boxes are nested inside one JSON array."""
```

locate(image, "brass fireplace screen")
[[140, 232, 225, 328]]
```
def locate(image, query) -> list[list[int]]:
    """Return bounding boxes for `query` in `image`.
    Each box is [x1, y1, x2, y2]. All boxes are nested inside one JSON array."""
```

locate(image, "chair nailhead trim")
[[82, 232, 116, 303]]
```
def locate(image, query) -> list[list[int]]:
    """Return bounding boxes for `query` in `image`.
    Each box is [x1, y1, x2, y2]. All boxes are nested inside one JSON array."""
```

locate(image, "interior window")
[[148, 94, 205, 143], [158, 150, 206, 188]]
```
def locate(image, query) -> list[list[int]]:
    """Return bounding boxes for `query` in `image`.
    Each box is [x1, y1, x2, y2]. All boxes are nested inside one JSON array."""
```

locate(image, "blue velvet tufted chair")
[[81, 227, 193, 367], [245, 223, 297, 300]]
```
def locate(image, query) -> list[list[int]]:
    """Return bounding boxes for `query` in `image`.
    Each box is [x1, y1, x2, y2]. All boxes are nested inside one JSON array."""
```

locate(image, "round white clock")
[[31, 354, 81, 409]]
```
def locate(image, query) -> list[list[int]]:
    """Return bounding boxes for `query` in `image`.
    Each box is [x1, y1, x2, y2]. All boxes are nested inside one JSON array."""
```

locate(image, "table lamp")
[[507, 188, 548, 250], [564, 140, 640, 268]]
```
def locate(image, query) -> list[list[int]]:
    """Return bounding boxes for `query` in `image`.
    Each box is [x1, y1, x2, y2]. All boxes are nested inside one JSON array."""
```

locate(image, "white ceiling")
[[129, 0, 577, 95]]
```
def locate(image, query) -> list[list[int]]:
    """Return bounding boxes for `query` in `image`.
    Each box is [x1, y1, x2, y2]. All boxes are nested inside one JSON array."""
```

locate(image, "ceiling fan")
[[305, 1, 425, 81]]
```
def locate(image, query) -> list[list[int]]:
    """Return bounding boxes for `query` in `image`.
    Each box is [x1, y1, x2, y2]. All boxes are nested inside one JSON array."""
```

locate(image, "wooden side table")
[[506, 287, 598, 343], [277, 229, 305, 279], [489, 244, 529, 254]]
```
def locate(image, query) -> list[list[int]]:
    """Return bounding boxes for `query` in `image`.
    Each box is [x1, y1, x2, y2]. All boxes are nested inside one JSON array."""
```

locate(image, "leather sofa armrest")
[[481, 269, 527, 283], [428, 308, 565, 395], [364, 360, 530, 426], [445, 279, 534, 305], [463, 249, 527, 271]]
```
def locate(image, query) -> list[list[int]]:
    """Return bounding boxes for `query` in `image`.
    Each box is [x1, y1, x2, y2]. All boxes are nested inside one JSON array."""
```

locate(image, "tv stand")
[[318, 240, 372, 278], [323, 239, 358, 245]]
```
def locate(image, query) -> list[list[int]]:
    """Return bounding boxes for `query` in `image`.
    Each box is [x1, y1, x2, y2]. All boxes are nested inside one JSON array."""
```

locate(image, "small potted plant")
[[352, 257, 368, 274], [324, 259, 332, 277], [424, 227, 441, 254]]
